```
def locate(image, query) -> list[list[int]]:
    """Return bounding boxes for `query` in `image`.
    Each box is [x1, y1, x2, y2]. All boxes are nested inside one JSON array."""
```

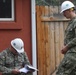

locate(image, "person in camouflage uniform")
[[0, 38, 33, 75], [56, 1, 76, 75]]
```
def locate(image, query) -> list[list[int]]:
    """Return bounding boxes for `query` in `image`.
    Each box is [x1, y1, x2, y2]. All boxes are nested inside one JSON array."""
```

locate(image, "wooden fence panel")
[[36, 6, 68, 75]]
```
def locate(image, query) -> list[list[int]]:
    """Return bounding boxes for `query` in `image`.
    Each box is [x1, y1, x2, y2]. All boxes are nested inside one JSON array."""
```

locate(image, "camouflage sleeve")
[[23, 52, 33, 75], [23, 52, 31, 65], [0, 53, 12, 74], [22, 52, 33, 75], [67, 22, 76, 48]]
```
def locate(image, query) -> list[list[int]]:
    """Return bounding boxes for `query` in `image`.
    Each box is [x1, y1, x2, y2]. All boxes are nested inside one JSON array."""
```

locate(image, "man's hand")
[[61, 45, 69, 54], [12, 69, 20, 74]]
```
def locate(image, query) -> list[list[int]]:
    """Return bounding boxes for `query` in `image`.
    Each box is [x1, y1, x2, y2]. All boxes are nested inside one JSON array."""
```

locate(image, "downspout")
[[31, 0, 37, 75]]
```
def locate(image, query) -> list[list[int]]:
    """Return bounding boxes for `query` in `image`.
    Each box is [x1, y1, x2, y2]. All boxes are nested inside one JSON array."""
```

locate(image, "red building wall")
[[0, 0, 32, 63]]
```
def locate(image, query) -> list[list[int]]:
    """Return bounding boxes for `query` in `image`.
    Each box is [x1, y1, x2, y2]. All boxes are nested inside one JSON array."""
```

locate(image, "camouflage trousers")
[[56, 53, 76, 75]]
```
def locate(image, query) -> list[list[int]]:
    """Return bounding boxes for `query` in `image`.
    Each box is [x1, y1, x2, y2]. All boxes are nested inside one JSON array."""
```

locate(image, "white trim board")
[[31, 0, 37, 75]]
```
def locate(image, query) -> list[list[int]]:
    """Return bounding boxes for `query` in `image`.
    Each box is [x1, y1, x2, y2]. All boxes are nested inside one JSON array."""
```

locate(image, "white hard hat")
[[11, 38, 24, 53], [60, 1, 75, 13]]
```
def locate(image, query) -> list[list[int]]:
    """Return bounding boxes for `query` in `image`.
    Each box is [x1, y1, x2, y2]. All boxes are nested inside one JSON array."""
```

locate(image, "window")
[[0, 0, 14, 21], [0, 0, 23, 29]]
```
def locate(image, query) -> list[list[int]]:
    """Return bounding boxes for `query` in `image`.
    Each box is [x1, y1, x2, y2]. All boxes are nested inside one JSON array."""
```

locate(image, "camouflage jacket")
[[64, 17, 76, 53], [0, 48, 32, 75]]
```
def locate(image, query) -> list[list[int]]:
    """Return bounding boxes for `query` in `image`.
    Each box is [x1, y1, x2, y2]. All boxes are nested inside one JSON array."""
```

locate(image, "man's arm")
[[23, 52, 31, 65], [61, 23, 76, 54], [0, 55, 20, 74], [0, 55, 13, 74]]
